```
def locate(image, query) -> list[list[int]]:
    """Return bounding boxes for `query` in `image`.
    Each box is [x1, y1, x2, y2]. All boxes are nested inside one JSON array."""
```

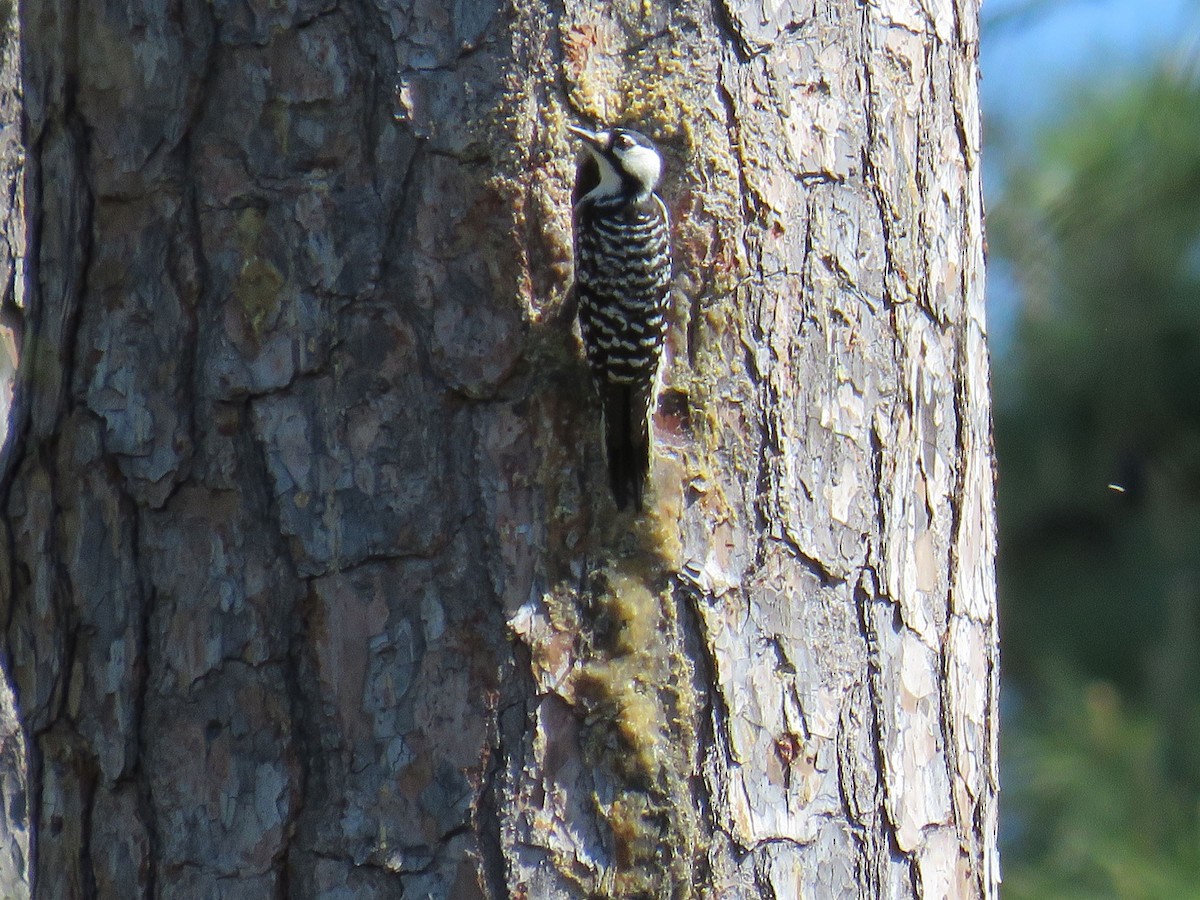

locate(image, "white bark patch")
[[886, 631, 952, 852], [827, 460, 859, 525], [528, 699, 609, 875], [919, 826, 971, 898]]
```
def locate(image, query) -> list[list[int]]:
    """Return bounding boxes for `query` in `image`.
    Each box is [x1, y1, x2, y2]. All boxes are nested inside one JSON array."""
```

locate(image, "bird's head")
[[568, 125, 663, 201]]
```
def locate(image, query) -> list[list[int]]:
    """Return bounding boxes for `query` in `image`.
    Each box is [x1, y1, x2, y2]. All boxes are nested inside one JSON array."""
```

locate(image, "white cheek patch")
[[617, 145, 662, 191], [584, 152, 624, 201]]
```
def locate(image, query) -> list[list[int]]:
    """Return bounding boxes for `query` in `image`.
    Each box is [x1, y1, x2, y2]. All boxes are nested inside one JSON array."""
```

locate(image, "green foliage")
[[993, 73, 1200, 699], [1003, 675, 1200, 899], [992, 71, 1200, 893]]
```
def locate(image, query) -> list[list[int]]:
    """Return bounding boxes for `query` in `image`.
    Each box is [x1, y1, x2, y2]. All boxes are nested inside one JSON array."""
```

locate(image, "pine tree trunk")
[[0, 0, 997, 896]]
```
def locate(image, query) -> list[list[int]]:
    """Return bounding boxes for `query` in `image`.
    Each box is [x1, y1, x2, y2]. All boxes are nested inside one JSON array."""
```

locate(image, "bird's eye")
[[614, 134, 634, 151]]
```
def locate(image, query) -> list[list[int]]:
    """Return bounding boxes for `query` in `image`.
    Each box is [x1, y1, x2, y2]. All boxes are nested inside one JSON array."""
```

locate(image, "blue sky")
[[980, 0, 1200, 352], [981, 0, 1199, 127]]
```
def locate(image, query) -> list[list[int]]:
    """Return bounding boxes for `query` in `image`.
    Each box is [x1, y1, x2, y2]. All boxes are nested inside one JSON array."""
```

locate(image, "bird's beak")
[[567, 124, 607, 150]]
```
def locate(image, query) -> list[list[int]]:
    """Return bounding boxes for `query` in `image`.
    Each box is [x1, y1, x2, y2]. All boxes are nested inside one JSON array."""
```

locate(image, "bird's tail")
[[603, 383, 651, 512]]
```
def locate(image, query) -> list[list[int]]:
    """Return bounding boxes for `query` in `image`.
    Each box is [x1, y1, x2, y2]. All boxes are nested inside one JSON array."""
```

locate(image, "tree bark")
[[0, 0, 997, 896]]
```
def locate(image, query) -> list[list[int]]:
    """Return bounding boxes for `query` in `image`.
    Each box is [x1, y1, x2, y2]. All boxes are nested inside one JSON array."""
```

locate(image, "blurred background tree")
[[985, 2, 1200, 894]]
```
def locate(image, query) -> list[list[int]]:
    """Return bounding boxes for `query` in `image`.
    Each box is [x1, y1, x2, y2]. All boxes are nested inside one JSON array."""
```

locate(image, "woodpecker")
[[568, 124, 672, 512]]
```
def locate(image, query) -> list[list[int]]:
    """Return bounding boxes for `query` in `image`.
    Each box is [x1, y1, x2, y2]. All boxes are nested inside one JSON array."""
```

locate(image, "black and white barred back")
[[575, 195, 671, 384], [569, 125, 672, 511]]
